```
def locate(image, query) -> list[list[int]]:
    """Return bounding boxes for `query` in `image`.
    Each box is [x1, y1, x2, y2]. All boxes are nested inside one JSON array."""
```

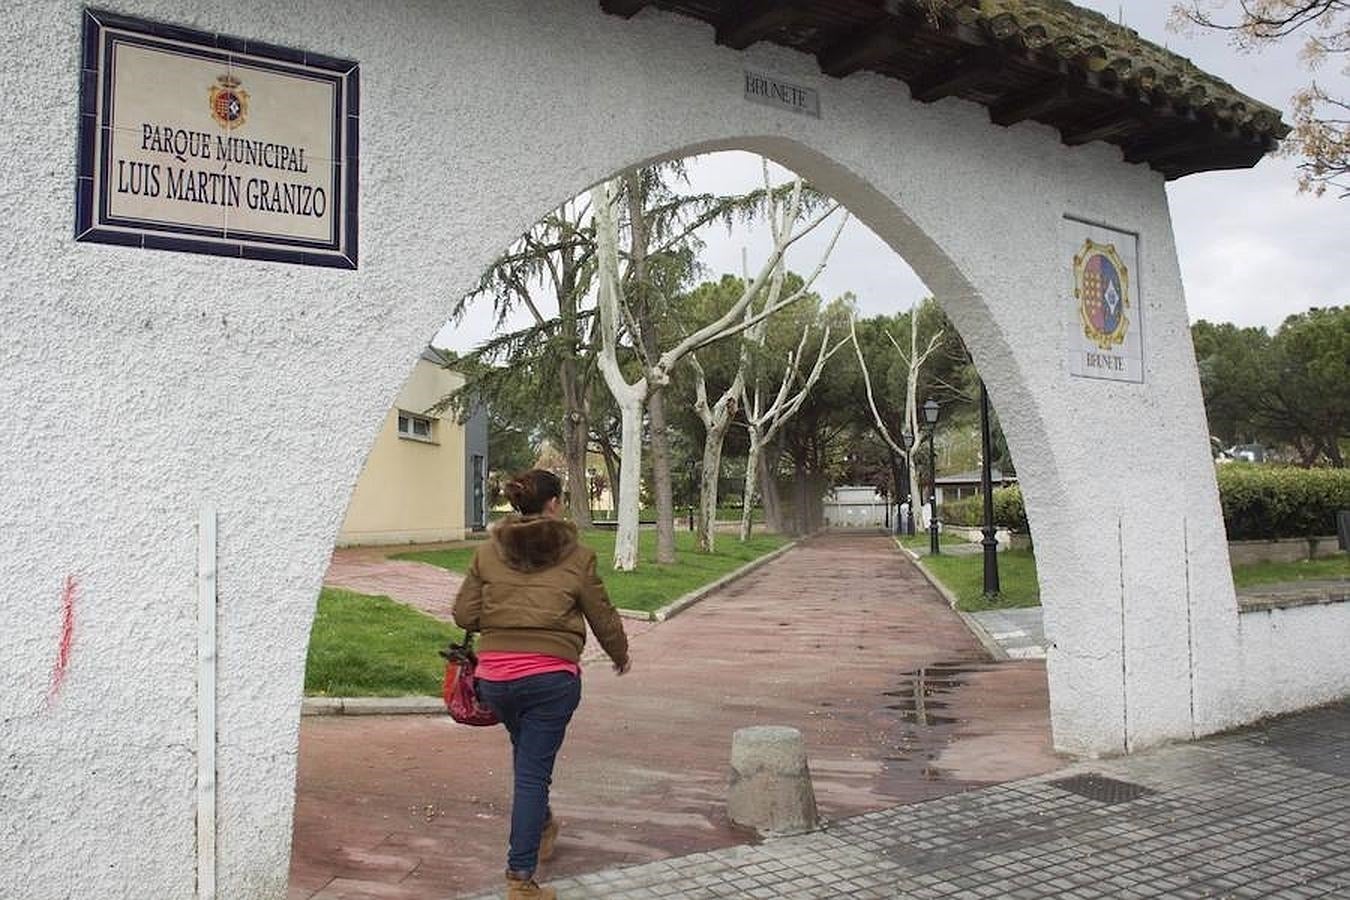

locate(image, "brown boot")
[[538, 815, 560, 862], [505, 870, 556, 900]]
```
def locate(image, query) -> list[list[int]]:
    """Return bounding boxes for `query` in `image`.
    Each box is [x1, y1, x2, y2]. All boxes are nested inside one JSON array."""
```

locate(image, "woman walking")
[[454, 469, 631, 900]]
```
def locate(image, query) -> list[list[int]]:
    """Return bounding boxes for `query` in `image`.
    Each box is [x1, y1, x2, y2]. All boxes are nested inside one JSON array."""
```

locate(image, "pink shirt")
[[475, 651, 580, 682]]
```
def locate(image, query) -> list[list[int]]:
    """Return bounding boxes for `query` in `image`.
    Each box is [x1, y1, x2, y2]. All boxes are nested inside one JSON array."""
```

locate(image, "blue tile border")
[[75, 8, 359, 270]]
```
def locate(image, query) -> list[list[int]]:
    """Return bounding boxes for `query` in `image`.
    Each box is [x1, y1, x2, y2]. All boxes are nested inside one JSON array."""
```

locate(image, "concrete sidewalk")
[[289, 533, 1058, 899], [968, 607, 1047, 660], [465, 699, 1350, 899]]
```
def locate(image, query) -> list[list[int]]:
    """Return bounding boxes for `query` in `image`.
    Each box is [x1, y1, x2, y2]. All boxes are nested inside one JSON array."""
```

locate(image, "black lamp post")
[[979, 380, 1001, 596], [922, 398, 941, 555], [900, 428, 915, 536]]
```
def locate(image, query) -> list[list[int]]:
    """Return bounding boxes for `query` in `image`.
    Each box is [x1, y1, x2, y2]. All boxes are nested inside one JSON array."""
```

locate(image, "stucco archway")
[[4, 3, 1346, 898]]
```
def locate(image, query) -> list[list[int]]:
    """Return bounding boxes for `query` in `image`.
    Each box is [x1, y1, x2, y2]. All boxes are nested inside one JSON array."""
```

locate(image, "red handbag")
[[440, 633, 499, 726]]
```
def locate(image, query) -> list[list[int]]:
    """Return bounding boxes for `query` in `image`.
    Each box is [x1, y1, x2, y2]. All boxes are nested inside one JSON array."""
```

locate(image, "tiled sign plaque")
[[76, 10, 359, 268], [1063, 216, 1144, 383]]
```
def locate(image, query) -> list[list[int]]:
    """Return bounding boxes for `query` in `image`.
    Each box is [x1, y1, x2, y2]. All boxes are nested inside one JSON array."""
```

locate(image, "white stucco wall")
[[2, 1, 1346, 898]]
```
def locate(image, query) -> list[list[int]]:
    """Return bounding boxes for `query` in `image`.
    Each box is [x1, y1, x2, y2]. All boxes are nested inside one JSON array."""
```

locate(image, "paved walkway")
[[968, 608, 1047, 660], [322, 543, 469, 620], [290, 533, 1057, 899], [464, 699, 1350, 899]]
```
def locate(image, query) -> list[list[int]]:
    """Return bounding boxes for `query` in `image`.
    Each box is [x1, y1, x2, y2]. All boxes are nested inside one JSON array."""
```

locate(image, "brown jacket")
[[452, 516, 629, 667]]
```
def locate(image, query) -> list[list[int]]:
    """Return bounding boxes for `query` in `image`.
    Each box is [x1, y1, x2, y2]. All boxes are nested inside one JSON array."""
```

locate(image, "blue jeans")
[[476, 671, 581, 873]]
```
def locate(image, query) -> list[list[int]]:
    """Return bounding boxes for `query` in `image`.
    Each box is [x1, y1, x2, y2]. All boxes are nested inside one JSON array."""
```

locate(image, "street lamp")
[[922, 398, 941, 555], [900, 428, 915, 536]]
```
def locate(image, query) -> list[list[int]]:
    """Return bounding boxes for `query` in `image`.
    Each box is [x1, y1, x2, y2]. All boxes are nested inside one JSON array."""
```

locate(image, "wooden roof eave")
[[597, 0, 1289, 180]]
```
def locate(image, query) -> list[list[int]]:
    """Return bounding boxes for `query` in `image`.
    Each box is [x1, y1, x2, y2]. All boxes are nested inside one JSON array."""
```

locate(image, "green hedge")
[[1216, 464, 1350, 540], [939, 496, 982, 527], [938, 470, 1349, 541], [939, 486, 1028, 531]]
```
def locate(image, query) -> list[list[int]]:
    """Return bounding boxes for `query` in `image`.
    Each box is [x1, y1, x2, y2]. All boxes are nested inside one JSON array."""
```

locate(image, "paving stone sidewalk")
[[466, 700, 1350, 899], [967, 608, 1046, 660]]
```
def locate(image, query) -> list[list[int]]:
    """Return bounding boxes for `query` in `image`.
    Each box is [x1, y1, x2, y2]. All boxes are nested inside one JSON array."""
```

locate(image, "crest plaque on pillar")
[[1064, 218, 1143, 383]]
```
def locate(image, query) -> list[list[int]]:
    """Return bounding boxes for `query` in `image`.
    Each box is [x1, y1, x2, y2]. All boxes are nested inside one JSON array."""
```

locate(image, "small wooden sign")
[[76, 9, 359, 268]]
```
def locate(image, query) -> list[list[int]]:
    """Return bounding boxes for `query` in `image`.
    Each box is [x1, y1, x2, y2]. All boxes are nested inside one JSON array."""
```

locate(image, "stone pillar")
[[727, 726, 819, 836]]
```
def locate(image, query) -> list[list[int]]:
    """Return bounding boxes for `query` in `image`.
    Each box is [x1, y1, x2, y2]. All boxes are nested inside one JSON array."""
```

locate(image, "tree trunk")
[[613, 401, 644, 571], [600, 441, 620, 517], [1322, 436, 1344, 468], [792, 456, 810, 537], [560, 356, 591, 527], [758, 439, 785, 533], [592, 178, 648, 568], [740, 429, 762, 542], [699, 415, 732, 552], [563, 416, 591, 526], [887, 447, 903, 534], [623, 173, 676, 566], [648, 387, 677, 564]]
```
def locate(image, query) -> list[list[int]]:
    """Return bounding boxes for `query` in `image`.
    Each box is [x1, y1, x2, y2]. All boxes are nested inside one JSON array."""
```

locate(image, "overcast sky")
[[437, 1, 1347, 351]]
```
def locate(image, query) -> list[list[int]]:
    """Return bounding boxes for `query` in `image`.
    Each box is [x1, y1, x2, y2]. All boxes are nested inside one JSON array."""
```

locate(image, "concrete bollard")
[[727, 725, 819, 836]]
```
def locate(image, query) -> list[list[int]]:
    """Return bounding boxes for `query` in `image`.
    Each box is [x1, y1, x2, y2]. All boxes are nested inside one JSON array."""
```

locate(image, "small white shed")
[[823, 485, 891, 528]]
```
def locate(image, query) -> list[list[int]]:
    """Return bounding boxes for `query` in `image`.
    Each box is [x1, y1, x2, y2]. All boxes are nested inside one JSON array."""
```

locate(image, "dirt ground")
[[290, 532, 1060, 899]]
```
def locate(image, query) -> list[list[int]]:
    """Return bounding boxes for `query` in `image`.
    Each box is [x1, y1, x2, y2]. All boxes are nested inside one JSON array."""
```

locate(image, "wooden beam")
[[816, 17, 918, 79], [1060, 109, 1148, 147], [988, 78, 1079, 126], [598, 0, 652, 17], [1158, 144, 1265, 179], [716, 1, 804, 51], [908, 46, 1004, 104], [1120, 126, 1213, 165]]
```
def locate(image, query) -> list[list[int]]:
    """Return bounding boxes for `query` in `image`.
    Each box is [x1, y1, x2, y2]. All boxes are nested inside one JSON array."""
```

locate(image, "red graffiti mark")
[[45, 575, 78, 707]]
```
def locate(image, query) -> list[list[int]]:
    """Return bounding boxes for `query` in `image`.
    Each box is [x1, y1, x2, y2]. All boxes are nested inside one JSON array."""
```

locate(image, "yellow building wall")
[[337, 359, 467, 545]]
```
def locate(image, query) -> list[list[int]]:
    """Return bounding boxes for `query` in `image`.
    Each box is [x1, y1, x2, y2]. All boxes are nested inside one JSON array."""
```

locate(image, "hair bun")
[[504, 469, 562, 515]]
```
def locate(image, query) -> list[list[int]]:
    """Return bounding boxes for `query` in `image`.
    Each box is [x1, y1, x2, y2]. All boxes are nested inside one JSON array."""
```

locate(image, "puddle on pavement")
[[882, 661, 990, 727], [876, 659, 1001, 795]]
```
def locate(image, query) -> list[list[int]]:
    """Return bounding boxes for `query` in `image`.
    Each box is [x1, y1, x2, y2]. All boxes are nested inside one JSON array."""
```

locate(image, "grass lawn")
[[591, 506, 753, 522], [909, 539, 1346, 613], [1232, 555, 1349, 589], [307, 529, 789, 696], [305, 588, 462, 697], [398, 528, 788, 613], [898, 531, 967, 552], [917, 549, 1042, 613]]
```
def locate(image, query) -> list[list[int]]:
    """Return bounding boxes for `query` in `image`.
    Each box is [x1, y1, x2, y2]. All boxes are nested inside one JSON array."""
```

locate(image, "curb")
[[303, 539, 800, 716], [302, 695, 444, 717], [893, 538, 1010, 663], [953, 609, 1011, 663], [650, 539, 799, 623]]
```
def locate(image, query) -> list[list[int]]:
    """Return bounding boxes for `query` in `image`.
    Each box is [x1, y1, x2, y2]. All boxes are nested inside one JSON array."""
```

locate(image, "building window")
[[397, 411, 435, 442]]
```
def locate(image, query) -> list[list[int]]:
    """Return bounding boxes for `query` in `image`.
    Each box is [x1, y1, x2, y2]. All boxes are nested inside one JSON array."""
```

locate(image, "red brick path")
[[290, 533, 1058, 899], [322, 544, 467, 620]]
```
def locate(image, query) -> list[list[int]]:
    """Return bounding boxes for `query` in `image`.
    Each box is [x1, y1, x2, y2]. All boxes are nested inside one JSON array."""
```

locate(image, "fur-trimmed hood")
[[490, 515, 580, 573]]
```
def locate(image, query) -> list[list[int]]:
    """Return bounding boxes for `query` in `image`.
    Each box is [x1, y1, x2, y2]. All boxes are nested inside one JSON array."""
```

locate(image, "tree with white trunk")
[[688, 340, 746, 553], [685, 164, 853, 552], [592, 174, 847, 569], [738, 316, 849, 541], [847, 298, 948, 529]]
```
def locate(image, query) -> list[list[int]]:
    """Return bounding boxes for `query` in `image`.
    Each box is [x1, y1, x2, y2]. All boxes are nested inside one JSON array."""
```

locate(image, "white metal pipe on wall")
[[197, 505, 217, 900]]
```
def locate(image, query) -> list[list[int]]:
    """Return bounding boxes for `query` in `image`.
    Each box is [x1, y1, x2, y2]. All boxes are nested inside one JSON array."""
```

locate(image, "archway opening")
[[290, 146, 1060, 898]]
